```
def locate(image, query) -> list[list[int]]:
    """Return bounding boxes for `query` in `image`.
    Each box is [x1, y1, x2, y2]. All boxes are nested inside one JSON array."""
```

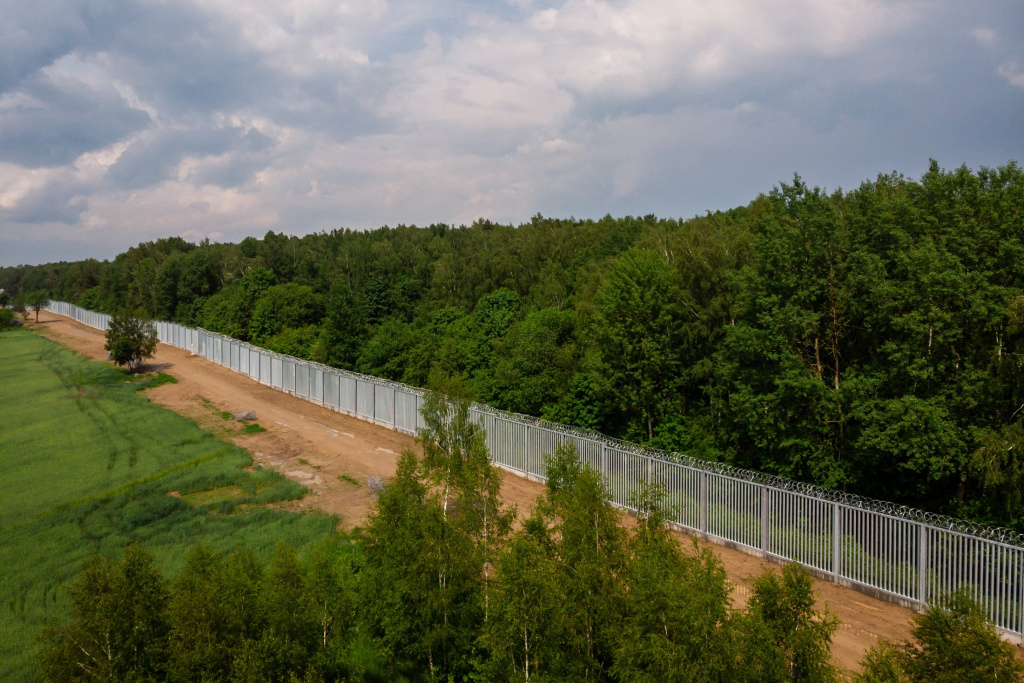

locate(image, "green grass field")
[[0, 329, 338, 682]]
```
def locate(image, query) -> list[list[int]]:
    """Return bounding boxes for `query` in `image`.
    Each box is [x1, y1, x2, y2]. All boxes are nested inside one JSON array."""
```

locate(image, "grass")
[[0, 329, 338, 682], [243, 422, 267, 434], [339, 474, 361, 487]]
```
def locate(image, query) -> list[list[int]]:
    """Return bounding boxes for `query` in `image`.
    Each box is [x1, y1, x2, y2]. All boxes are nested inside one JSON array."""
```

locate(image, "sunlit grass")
[[0, 329, 336, 682]]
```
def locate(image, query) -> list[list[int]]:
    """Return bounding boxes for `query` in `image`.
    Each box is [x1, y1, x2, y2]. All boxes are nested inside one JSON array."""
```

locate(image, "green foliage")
[[26, 289, 49, 322], [243, 422, 268, 434], [735, 563, 840, 682], [27, 159, 1024, 529], [855, 588, 1024, 683], [596, 249, 685, 441], [40, 543, 170, 682], [104, 309, 158, 372], [611, 483, 735, 683], [0, 330, 333, 682]]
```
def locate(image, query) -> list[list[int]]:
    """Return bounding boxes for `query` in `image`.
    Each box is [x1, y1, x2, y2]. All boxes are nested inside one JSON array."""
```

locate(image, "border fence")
[[46, 301, 1024, 640]]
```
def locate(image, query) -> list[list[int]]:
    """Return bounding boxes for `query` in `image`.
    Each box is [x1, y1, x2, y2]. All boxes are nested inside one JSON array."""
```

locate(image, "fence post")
[[833, 503, 842, 581], [699, 471, 708, 535], [917, 523, 928, 606], [526, 424, 533, 478], [760, 486, 770, 554]]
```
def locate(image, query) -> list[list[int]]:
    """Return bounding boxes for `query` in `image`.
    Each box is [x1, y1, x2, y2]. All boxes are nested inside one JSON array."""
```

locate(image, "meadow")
[[0, 328, 337, 682]]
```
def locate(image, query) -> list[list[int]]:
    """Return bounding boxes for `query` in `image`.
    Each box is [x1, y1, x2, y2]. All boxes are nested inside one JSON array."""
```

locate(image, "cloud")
[[0, 65, 150, 168], [998, 61, 1024, 89], [0, 0, 1022, 266]]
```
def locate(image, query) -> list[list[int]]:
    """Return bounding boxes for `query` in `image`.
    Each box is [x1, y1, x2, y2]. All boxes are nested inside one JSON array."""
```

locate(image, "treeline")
[[6, 160, 1024, 528], [40, 390, 1022, 682]]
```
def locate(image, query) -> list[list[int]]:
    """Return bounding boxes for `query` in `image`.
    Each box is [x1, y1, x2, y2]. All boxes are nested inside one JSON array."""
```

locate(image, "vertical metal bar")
[[526, 424, 532, 477], [833, 502, 842, 580], [761, 487, 770, 553], [699, 471, 708, 534]]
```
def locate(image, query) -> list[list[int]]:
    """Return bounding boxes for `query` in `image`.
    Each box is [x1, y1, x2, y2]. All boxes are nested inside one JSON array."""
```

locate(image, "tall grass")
[[0, 329, 337, 682]]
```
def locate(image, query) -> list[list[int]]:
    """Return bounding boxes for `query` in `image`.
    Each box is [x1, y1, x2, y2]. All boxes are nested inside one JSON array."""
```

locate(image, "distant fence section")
[[46, 301, 1024, 640]]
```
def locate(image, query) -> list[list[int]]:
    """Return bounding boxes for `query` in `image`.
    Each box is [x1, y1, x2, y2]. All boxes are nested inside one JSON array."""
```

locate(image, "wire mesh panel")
[[324, 372, 339, 408], [356, 380, 374, 419], [652, 460, 702, 531], [283, 359, 295, 392], [339, 376, 356, 413], [528, 426, 569, 479], [227, 341, 237, 371], [604, 448, 647, 508], [255, 352, 268, 384], [926, 529, 1024, 634], [374, 385, 393, 425], [487, 416, 528, 473], [239, 344, 249, 375], [308, 367, 322, 402], [572, 436, 603, 474], [295, 362, 310, 398], [395, 387, 419, 430], [244, 349, 256, 379], [767, 489, 834, 573], [222, 339, 233, 367], [271, 358, 283, 389], [841, 507, 919, 601], [706, 474, 762, 550]]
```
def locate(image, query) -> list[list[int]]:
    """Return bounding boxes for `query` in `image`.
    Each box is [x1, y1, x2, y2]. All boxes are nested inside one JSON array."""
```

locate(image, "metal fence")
[[46, 301, 1024, 640]]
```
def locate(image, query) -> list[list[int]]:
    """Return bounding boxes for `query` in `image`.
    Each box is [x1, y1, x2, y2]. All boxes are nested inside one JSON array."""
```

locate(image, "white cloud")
[[998, 60, 1024, 88], [0, 0, 1022, 266]]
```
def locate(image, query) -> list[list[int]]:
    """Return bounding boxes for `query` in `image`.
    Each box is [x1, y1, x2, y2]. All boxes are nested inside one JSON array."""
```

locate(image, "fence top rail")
[[46, 301, 1024, 549]]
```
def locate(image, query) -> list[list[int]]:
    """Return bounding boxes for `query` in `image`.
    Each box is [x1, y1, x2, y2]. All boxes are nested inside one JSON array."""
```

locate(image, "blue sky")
[[1, 0, 1022, 266]]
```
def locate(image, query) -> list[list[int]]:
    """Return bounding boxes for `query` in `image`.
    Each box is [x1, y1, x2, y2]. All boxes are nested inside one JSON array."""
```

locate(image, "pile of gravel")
[[234, 410, 257, 422]]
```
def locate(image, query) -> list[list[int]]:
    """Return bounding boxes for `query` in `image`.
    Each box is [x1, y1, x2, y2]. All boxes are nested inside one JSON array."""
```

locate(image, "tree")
[[595, 249, 684, 441], [734, 563, 839, 682], [105, 310, 158, 372], [612, 483, 735, 683], [26, 290, 49, 322], [40, 544, 170, 682], [855, 588, 1024, 683], [533, 444, 627, 679]]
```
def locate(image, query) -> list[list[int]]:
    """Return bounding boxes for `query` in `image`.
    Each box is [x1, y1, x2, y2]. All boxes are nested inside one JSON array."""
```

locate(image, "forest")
[[5, 160, 1024, 530]]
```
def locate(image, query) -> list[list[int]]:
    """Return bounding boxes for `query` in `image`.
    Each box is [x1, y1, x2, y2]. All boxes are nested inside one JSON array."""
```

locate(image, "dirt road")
[[33, 312, 919, 672]]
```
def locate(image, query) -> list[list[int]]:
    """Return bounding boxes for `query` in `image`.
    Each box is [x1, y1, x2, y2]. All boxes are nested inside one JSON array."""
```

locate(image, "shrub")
[[856, 588, 1024, 682]]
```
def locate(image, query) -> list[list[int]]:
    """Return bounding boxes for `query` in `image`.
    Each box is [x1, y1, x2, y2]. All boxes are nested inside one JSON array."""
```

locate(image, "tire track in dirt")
[[32, 312, 926, 672]]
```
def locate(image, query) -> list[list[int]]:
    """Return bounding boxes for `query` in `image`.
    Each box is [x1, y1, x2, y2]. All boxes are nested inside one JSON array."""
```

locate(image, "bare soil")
[[32, 312, 927, 672]]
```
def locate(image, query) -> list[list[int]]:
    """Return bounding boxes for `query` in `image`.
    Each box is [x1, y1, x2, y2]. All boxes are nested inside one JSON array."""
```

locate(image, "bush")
[[856, 588, 1024, 682]]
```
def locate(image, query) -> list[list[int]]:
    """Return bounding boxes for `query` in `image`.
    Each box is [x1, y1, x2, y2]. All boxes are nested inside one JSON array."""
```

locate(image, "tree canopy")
[[8, 160, 1024, 529]]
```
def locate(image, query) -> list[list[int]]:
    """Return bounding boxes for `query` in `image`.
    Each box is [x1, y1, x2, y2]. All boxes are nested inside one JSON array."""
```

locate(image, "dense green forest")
[[6, 160, 1024, 529]]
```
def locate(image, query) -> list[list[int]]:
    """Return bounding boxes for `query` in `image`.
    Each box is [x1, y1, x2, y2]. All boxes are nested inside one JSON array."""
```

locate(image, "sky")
[[1, 0, 1022, 267]]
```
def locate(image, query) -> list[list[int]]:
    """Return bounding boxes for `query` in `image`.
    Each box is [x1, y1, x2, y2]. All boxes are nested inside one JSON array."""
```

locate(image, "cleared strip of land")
[[31, 311, 929, 672]]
